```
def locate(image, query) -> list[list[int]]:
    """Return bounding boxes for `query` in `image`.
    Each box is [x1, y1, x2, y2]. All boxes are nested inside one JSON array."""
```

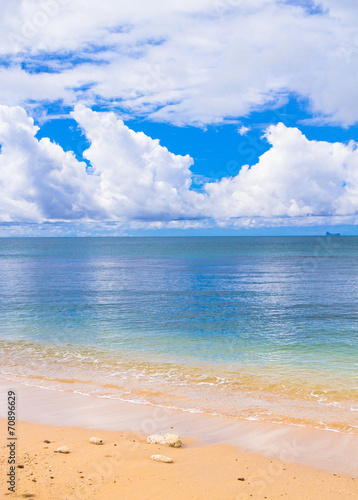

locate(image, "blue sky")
[[37, 96, 358, 183], [1, 0, 358, 236]]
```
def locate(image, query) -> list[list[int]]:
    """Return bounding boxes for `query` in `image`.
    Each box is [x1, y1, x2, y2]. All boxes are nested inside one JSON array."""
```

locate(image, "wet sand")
[[0, 380, 357, 499]]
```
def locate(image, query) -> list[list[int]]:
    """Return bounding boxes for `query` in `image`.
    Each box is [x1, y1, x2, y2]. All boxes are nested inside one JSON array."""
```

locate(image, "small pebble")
[[151, 455, 173, 463], [89, 437, 103, 445], [57, 446, 70, 454]]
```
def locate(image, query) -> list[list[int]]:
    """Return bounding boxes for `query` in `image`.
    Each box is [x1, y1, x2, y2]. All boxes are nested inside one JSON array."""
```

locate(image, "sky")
[[1, 0, 358, 236]]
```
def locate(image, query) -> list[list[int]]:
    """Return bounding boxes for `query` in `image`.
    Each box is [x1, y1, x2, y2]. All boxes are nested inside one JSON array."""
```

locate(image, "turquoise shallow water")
[[0, 237, 357, 433]]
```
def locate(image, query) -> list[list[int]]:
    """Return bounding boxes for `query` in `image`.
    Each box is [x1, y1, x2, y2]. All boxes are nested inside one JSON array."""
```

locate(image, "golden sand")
[[1, 420, 357, 500]]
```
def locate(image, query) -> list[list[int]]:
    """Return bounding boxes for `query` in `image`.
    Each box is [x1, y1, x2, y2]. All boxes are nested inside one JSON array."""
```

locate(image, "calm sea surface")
[[0, 237, 357, 433]]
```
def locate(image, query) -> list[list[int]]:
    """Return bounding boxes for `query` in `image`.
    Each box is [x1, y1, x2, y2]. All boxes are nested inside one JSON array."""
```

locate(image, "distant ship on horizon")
[[326, 231, 341, 236]]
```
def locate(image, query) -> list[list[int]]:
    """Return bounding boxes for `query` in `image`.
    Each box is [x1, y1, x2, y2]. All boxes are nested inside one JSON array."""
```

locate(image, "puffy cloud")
[[0, 104, 202, 222], [0, 105, 99, 222], [0, 0, 358, 126], [204, 123, 358, 220], [71, 105, 202, 220], [1, 105, 358, 228]]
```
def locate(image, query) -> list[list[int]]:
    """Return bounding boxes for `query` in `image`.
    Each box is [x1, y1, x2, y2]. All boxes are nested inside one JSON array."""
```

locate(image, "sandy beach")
[[2, 0, 358, 493], [1, 381, 358, 499], [1, 420, 357, 500]]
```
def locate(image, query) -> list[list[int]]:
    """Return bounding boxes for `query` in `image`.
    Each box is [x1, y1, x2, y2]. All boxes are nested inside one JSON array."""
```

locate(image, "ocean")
[[0, 236, 357, 434]]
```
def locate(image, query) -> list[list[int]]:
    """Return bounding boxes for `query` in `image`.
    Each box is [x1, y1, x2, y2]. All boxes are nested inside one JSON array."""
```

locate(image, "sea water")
[[0, 236, 357, 434]]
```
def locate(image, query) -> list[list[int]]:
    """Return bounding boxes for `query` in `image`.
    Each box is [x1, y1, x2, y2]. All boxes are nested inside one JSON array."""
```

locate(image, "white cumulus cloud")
[[0, 105, 203, 222], [1, 105, 358, 228], [0, 105, 99, 222], [204, 123, 358, 221], [71, 105, 203, 221]]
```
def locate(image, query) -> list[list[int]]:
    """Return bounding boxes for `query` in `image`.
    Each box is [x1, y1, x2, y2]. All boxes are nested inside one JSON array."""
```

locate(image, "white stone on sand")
[[57, 446, 70, 454], [89, 437, 103, 445], [147, 434, 165, 445], [163, 433, 182, 448], [151, 455, 173, 463], [147, 433, 182, 448]]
